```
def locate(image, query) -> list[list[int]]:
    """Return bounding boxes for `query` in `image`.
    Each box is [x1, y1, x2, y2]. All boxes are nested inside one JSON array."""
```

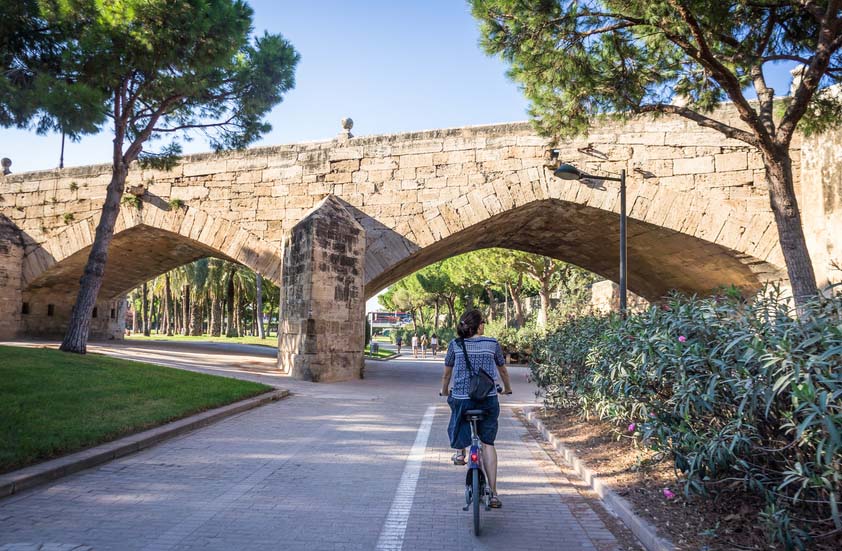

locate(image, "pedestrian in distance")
[[411, 333, 420, 358], [440, 309, 512, 508], [420, 334, 429, 358], [430, 333, 439, 357], [396, 334, 403, 354]]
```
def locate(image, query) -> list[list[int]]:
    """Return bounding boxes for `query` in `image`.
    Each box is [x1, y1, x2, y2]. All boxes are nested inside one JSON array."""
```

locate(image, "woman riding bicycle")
[[441, 309, 513, 508]]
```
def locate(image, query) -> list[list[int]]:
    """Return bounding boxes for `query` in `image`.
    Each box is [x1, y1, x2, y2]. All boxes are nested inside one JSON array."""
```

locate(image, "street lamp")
[[553, 163, 628, 315]]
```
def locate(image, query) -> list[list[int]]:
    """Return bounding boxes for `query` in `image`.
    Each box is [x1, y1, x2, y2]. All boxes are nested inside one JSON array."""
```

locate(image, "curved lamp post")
[[553, 163, 628, 315]]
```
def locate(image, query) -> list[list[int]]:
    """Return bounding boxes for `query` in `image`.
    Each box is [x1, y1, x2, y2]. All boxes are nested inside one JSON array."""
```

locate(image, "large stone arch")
[[18, 204, 281, 339], [360, 168, 785, 301], [23, 203, 282, 298]]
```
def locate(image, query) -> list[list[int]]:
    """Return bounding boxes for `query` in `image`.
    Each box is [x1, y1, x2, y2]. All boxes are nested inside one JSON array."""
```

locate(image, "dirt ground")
[[538, 408, 842, 551]]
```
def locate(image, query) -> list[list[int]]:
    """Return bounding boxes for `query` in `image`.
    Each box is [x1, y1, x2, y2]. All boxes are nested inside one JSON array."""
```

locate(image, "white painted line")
[[375, 405, 436, 551]]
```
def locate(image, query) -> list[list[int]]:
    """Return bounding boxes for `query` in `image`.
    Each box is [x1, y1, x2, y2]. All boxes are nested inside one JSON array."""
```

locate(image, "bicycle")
[[462, 407, 491, 536], [441, 385, 511, 536]]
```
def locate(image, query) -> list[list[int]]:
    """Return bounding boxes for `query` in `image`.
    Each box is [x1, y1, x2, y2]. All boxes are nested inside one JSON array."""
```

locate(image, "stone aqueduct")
[[1, 105, 840, 381]]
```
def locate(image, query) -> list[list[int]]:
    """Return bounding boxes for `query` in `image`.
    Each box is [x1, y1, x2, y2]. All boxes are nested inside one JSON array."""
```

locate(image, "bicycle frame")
[[463, 417, 491, 511]]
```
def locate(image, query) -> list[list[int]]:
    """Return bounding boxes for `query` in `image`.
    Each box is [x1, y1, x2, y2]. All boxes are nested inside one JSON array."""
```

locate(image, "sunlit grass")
[[0, 345, 272, 473], [126, 333, 276, 348]]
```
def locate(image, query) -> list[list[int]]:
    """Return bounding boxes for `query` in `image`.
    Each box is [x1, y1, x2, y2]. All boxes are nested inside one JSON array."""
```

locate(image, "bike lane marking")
[[375, 405, 436, 551]]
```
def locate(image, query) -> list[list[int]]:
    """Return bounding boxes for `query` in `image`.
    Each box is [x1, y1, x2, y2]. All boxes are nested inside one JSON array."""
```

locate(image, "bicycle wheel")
[[472, 468, 481, 536]]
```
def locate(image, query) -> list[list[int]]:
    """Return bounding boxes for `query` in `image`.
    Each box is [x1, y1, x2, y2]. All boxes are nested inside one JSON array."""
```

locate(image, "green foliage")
[[1, 0, 300, 160], [168, 198, 185, 210], [137, 143, 182, 171], [365, 317, 371, 347], [121, 194, 142, 210], [530, 288, 842, 548], [62, 212, 74, 224], [470, 1, 842, 141], [68, 181, 78, 191]]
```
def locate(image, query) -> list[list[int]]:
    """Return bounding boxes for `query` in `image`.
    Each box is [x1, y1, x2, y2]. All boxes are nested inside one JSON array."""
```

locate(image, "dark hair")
[[457, 309, 483, 338]]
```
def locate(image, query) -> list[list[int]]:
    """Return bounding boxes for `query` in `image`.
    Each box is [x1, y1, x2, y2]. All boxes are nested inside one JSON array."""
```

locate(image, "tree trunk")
[[237, 289, 246, 337], [142, 281, 150, 336], [445, 296, 456, 327], [433, 298, 440, 332], [256, 273, 266, 339], [538, 278, 550, 328], [131, 292, 139, 334], [60, 158, 130, 353], [164, 273, 174, 336], [189, 293, 202, 336], [764, 151, 819, 309], [210, 295, 222, 336], [225, 267, 237, 337], [486, 287, 495, 322], [182, 284, 190, 335], [507, 281, 525, 329]]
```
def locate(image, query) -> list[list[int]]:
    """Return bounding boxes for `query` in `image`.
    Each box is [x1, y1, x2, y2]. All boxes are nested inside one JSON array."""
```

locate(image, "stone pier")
[[278, 195, 366, 382]]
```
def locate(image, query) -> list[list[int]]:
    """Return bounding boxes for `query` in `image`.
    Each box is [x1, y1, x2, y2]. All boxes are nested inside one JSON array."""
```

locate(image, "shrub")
[[530, 287, 842, 549], [122, 194, 142, 209]]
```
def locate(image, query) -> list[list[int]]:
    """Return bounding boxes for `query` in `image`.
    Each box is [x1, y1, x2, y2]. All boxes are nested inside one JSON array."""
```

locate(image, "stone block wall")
[[19, 289, 126, 340], [800, 126, 842, 289], [589, 280, 650, 314], [0, 215, 23, 339], [0, 104, 798, 301], [278, 195, 365, 382]]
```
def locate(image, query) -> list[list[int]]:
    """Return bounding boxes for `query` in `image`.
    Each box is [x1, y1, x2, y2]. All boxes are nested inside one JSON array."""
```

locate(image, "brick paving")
[[0, 344, 636, 550]]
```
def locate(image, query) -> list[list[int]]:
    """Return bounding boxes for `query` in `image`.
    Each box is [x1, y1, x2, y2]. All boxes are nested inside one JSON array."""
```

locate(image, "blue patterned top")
[[444, 337, 505, 399]]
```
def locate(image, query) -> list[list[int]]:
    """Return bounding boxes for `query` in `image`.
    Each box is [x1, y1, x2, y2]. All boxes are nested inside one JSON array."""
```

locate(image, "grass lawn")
[[364, 344, 395, 359], [126, 333, 277, 348], [0, 345, 272, 474]]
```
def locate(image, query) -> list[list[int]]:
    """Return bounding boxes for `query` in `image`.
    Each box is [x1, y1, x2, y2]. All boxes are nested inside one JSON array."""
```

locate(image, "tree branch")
[[792, 0, 827, 21], [665, 0, 769, 143], [124, 95, 183, 162], [763, 54, 812, 64], [638, 103, 761, 147], [152, 114, 238, 133], [778, 4, 842, 142]]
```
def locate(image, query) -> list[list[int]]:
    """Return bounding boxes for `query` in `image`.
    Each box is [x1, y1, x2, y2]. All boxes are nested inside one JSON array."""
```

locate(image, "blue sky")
[[1, 1, 800, 175], [1, 1, 531, 174]]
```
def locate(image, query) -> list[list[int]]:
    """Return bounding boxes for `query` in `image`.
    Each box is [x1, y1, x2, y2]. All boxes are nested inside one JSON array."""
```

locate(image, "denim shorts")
[[447, 395, 500, 449]]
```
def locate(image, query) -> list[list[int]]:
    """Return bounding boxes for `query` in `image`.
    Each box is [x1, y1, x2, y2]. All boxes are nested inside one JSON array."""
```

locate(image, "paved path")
[[0, 342, 635, 551]]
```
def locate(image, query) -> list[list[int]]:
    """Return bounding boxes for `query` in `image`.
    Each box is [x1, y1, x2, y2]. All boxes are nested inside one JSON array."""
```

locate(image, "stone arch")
[[23, 203, 282, 300], [362, 167, 786, 301]]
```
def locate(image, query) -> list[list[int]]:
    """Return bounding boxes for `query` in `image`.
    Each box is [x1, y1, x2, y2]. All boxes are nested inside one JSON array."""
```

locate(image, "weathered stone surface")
[[0, 215, 24, 339], [2, 107, 841, 375], [278, 195, 365, 382]]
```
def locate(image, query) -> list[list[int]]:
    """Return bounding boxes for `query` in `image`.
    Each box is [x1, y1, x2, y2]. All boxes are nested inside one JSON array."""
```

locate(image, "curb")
[[524, 408, 675, 551], [0, 389, 289, 499], [365, 353, 400, 361]]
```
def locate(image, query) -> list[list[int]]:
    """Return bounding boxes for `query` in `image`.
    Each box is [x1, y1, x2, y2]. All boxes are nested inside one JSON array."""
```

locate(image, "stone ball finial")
[[338, 117, 354, 140], [1, 157, 11, 175]]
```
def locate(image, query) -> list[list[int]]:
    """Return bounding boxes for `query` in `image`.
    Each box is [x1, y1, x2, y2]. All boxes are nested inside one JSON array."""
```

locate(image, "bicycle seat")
[[463, 409, 485, 421]]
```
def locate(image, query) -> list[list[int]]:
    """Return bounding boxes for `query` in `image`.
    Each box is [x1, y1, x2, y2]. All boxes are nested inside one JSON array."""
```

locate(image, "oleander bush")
[[484, 320, 542, 362], [530, 287, 842, 550]]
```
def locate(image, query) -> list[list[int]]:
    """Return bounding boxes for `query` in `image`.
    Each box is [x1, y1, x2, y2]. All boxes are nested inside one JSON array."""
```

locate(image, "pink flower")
[[678, 335, 687, 343], [663, 488, 676, 500], [649, 412, 656, 418], [628, 423, 636, 432]]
